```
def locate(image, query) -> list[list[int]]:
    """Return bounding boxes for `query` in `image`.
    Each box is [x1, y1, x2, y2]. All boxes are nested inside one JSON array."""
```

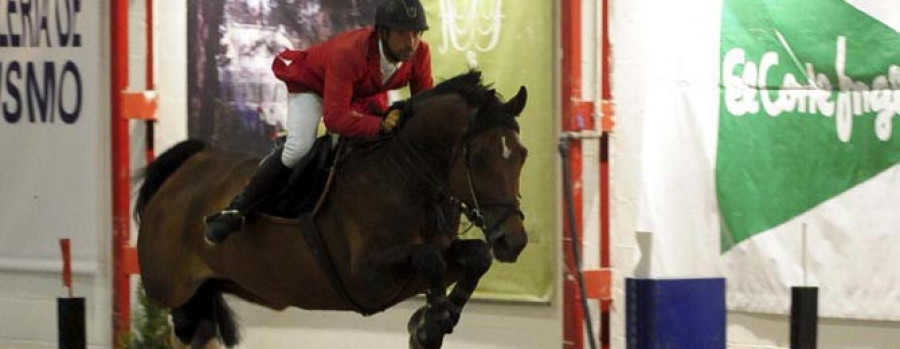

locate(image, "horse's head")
[[449, 86, 529, 263], [396, 71, 530, 262]]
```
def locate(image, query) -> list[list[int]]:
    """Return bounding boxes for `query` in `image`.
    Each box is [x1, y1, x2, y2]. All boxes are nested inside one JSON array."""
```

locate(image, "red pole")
[[60, 239, 73, 298], [145, 0, 153, 90], [561, 1, 585, 348], [111, 0, 131, 346], [599, 0, 613, 348], [145, 0, 156, 163]]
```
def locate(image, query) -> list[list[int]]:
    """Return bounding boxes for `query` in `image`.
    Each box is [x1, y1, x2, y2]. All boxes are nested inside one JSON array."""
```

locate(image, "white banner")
[[0, 0, 106, 270], [637, 0, 900, 320]]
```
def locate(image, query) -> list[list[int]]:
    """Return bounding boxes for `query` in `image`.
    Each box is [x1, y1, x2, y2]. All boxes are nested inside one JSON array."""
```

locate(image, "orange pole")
[[145, 0, 156, 163], [599, 0, 613, 348], [561, 0, 585, 348], [110, 0, 131, 346]]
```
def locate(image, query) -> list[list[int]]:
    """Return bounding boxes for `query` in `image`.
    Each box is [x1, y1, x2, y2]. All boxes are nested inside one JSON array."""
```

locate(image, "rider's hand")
[[382, 109, 401, 132]]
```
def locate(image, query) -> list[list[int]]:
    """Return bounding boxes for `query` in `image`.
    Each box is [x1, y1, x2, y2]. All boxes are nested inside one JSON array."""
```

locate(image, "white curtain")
[[636, 0, 900, 320]]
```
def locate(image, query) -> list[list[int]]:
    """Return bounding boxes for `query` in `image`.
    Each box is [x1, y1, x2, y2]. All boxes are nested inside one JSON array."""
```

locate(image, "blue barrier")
[[626, 278, 726, 348]]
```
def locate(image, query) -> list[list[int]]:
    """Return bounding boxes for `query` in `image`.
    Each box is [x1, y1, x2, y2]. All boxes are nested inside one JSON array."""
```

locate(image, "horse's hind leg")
[[171, 283, 215, 348], [171, 313, 217, 349], [171, 281, 240, 348], [169, 330, 221, 349]]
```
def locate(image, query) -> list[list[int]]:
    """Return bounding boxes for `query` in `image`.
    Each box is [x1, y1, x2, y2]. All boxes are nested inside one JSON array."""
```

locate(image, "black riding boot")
[[204, 151, 291, 244]]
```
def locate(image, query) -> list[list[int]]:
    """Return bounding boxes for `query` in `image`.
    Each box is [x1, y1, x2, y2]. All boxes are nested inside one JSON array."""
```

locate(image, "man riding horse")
[[137, 71, 529, 349], [138, 2, 530, 347], [204, 0, 434, 244]]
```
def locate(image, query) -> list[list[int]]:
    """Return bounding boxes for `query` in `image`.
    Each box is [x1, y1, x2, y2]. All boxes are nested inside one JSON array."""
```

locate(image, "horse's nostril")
[[494, 235, 509, 250]]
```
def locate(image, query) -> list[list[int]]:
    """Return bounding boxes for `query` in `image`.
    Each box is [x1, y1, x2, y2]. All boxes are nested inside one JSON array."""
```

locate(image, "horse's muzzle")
[[477, 204, 527, 263], [491, 228, 527, 263]]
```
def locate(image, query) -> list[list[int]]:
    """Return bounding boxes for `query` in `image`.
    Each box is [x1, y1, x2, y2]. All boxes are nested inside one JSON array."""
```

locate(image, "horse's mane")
[[342, 70, 520, 170], [404, 70, 493, 110], [401, 70, 520, 136]]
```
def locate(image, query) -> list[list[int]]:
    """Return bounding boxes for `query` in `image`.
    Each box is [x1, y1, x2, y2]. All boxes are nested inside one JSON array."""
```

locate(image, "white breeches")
[[281, 93, 322, 168]]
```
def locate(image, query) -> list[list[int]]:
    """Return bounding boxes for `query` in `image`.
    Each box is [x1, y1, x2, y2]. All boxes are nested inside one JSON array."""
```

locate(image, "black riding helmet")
[[375, 0, 428, 31]]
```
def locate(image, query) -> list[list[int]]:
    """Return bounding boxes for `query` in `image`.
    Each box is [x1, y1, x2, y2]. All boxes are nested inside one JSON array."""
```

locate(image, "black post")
[[790, 286, 818, 349], [58, 297, 86, 349]]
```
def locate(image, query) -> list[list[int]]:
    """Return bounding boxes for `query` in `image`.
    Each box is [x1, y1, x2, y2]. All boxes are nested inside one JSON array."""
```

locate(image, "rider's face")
[[383, 29, 422, 62]]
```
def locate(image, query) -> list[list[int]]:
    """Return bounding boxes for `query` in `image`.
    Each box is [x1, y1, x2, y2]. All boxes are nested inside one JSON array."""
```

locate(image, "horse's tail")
[[134, 139, 207, 222]]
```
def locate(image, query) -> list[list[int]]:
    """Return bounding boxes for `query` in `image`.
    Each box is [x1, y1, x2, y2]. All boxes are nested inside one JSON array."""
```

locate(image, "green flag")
[[718, 0, 900, 251]]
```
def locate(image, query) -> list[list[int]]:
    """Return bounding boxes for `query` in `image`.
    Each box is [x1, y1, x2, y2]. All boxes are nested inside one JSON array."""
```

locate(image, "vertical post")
[[58, 238, 85, 349], [145, 0, 156, 163], [60, 239, 73, 298], [791, 223, 817, 349], [561, 0, 585, 348], [58, 298, 86, 349], [790, 287, 818, 349], [111, 0, 131, 347], [598, 0, 613, 347]]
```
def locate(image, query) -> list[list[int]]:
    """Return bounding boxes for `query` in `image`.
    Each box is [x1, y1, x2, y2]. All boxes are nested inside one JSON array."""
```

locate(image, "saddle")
[[254, 134, 385, 315], [257, 134, 341, 218]]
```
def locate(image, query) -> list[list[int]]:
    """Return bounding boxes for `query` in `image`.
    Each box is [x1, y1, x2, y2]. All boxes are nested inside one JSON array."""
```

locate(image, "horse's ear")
[[505, 86, 528, 117]]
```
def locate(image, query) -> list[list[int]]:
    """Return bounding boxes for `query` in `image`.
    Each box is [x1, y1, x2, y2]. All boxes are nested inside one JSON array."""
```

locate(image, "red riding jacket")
[[272, 27, 434, 138]]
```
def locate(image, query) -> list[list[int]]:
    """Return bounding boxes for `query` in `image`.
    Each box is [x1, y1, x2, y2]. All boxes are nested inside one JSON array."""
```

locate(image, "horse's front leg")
[[409, 244, 456, 349], [405, 239, 492, 347], [363, 244, 452, 349], [442, 239, 493, 332]]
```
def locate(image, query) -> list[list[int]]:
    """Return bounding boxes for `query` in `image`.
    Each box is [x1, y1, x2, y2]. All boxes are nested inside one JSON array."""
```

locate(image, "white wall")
[[0, 270, 111, 349], [607, 1, 900, 348], [0, 1, 113, 348]]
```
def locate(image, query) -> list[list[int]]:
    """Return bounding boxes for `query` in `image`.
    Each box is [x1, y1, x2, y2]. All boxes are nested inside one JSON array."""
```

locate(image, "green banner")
[[718, 0, 900, 251], [425, 0, 554, 301]]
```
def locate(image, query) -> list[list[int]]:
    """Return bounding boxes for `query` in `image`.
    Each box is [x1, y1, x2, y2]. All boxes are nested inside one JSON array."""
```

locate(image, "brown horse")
[[135, 71, 529, 349]]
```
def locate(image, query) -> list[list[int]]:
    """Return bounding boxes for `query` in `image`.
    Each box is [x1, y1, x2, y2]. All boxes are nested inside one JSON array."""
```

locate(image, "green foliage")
[[123, 281, 172, 349]]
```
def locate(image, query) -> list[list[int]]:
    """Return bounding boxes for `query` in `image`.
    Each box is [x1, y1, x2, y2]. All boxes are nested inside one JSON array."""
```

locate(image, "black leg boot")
[[204, 151, 292, 244]]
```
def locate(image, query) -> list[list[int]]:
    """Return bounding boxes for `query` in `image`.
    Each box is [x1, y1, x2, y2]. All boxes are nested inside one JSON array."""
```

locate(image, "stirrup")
[[203, 209, 245, 245]]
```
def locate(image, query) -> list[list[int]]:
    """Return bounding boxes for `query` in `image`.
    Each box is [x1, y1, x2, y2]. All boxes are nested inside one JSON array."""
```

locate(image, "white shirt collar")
[[379, 39, 403, 85]]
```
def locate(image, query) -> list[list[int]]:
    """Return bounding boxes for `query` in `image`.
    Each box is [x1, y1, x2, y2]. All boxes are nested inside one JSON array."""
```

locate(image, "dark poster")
[[187, 0, 379, 154]]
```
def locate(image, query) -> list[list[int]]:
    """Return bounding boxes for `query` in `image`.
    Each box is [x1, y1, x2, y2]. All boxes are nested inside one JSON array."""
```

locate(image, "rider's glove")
[[381, 109, 402, 134]]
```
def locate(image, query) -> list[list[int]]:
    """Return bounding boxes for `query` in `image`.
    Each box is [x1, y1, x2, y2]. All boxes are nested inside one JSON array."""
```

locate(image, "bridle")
[[395, 130, 524, 248], [457, 145, 524, 247]]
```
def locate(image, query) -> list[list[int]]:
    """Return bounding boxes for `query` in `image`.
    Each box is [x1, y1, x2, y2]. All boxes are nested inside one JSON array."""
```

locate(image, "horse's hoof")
[[407, 308, 430, 349], [407, 306, 448, 349], [409, 333, 424, 349], [191, 319, 219, 348], [409, 330, 443, 349], [407, 307, 427, 335], [407, 306, 453, 334]]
